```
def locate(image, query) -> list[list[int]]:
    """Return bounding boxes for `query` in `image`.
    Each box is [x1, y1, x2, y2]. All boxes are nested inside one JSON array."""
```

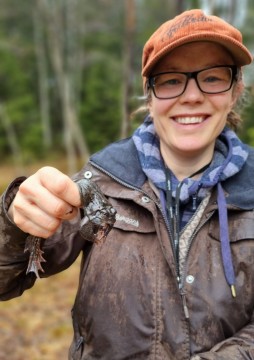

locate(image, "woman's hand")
[[8, 166, 81, 238]]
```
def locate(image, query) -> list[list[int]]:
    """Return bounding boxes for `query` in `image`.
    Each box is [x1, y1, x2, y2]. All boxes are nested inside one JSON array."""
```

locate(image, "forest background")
[[0, 0, 254, 359]]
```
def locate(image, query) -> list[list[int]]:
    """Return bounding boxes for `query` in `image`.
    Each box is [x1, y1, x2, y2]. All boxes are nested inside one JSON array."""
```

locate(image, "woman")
[[0, 9, 254, 360]]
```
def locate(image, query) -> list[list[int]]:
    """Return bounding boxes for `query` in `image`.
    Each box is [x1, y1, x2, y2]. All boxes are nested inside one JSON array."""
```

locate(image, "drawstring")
[[165, 167, 237, 298], [217, 183, 236, 298], [165, 162, 211, 284]]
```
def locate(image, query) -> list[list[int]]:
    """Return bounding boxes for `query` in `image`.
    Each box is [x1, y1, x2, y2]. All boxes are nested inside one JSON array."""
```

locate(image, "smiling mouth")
[[174, 116, 205, 124]]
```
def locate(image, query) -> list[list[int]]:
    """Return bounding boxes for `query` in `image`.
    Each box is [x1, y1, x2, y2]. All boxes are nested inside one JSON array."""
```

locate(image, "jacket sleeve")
[[0, 178, 87, 301], [192, 311, 254, 359]]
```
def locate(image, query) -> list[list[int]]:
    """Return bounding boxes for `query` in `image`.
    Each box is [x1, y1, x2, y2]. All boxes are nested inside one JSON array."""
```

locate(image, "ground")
[[0, 260, 80, 360]]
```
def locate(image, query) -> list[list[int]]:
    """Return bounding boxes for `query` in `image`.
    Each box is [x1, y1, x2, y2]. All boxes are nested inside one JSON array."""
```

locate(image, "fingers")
[[18, 180, 75, 219], [19, 167, 80, 214], [14, 202, 62, 238], [38, 167, 81, 207], [11, 166, 80, 237]]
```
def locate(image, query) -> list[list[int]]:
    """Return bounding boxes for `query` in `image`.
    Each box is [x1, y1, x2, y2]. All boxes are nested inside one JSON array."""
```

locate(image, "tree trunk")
[[37, 0, 89, 174], [175, 0, 185, 14], [0, 103, 24, 174], [33, 5, 52, 150], [120, 0, 136, 139]]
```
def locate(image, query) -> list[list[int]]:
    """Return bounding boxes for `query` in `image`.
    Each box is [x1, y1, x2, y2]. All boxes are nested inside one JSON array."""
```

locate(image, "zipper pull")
[[181, 292, 189, 319]]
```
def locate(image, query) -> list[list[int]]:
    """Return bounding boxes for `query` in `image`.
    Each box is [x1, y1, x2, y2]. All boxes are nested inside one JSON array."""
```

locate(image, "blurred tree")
[[0, 103, 23, 172], [33, 3, 52, 150], [0, 0, 40, 167], [121, 0, 136, 138], [175, 0, 185, 13], [36, 0, 89, 174], [0, 0, 253, 170]]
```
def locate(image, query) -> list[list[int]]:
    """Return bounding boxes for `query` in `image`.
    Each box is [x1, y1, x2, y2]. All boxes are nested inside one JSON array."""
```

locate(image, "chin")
[[177, 142, 213, 157]]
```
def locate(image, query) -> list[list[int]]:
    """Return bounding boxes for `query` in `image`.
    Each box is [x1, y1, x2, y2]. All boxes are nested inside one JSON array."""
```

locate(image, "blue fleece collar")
[[132, 116, 249, 202]]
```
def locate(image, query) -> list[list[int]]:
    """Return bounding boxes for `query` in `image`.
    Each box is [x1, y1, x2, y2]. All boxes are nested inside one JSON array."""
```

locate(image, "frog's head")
[[80, 203, 116, 244]]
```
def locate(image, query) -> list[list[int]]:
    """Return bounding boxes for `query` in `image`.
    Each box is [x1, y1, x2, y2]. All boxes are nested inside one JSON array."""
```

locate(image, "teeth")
[[175, 117, 203, 124]]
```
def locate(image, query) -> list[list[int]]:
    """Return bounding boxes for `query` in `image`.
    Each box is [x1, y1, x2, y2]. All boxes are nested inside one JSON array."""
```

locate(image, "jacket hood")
[[90, 137, 146, 189], [90, 137, 254, 210], [224, 144, 254, 209]]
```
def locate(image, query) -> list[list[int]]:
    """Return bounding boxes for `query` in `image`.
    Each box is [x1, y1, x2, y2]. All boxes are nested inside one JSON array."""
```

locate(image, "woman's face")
[[148, 42, 236, 165]]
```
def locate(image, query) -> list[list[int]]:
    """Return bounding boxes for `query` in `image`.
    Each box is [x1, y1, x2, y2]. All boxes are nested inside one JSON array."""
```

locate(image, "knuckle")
[[55, 176, 70, 194], [52, 201, 68, 218], [38, 167, 69, 192], [46, 217, 61, 233], [15, 217, 31, 233], [38, 166, 55, 175], [18, 181, 31, 196], [12, 202, 24, 222]]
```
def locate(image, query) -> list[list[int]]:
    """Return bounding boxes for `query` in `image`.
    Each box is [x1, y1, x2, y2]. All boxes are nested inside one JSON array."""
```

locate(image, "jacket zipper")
[[89, 161, 179, 275], [179, 210, 215, 320], [180, 210, 215, 288]]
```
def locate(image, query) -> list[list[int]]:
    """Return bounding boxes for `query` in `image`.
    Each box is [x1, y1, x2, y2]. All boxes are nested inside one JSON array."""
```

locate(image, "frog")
[[77, 178, 117, 244], [24, 178, 117, 278]]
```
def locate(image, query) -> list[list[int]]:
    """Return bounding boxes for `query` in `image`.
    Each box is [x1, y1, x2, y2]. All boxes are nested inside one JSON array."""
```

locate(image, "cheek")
[[212, 93, 234, 118], [225, 99, 234, 117], [149, 98, 174, 118]]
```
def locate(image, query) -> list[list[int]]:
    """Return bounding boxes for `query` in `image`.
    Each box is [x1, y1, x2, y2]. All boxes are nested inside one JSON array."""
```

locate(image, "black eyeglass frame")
[[148, 65, 239, 100]]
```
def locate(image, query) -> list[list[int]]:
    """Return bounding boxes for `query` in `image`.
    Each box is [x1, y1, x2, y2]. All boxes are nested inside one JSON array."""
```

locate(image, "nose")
[[180, 78, 205, 102]]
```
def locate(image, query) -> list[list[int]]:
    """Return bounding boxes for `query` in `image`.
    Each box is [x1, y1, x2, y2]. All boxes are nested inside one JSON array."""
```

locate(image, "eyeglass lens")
[[151, 66, 235, 99]]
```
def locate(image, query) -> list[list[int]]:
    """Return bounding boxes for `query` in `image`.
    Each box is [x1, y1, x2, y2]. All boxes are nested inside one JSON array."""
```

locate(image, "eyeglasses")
[[148, 65, 238, 100]]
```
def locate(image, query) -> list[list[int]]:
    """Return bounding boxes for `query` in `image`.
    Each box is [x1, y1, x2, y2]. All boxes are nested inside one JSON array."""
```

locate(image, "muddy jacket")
[[0, 137, 254, 360]]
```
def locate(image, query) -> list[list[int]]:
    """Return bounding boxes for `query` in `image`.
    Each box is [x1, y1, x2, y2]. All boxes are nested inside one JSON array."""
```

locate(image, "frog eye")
[[110, 208, 116, 215]]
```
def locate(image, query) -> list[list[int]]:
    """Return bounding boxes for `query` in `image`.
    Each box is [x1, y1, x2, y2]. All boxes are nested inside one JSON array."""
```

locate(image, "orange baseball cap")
[[142, 9, 253, 78]]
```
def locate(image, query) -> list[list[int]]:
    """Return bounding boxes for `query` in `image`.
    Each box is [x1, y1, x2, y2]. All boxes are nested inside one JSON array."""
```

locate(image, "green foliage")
[[80, 59, 122, 153], [0, 0, 254, 165]]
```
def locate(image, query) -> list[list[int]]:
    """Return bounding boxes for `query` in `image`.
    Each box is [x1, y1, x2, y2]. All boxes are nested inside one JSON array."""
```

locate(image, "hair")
[[228, 69, 246, 131], [132, 68, 247, 133]]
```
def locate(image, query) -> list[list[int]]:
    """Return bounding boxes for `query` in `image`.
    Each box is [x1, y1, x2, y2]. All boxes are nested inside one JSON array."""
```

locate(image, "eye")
[[155, 73, 186, 87], [203, 75, 221, 83], [200, 67, 231, 84], [165, 78, 181, 85]]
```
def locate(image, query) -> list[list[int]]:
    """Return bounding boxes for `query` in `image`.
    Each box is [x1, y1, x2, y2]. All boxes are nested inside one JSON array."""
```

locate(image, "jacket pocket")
[[110, 198, 156, 234], [209, 211, 254, 243], [208, 211, 254, 289]]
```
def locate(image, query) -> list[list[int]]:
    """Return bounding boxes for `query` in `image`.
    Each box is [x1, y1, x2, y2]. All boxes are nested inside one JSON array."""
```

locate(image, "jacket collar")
[[90, 137, 146, 189], [223, 145, 254, 209]]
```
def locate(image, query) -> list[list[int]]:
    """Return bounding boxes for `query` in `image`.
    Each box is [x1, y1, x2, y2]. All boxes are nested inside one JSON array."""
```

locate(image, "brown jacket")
[[0, 138, 254, 359]]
